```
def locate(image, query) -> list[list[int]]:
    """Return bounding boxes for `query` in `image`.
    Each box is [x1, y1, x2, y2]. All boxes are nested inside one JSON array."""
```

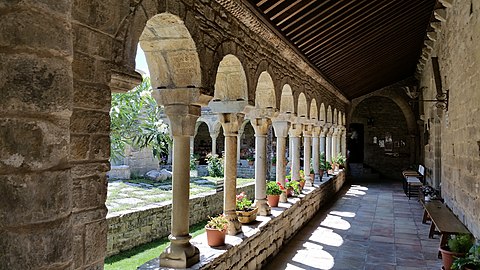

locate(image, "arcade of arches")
[[1, 1, 480, 269]]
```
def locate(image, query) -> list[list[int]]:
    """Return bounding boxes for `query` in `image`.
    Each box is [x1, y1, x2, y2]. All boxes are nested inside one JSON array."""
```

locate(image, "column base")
[[280, 192, 288, 203], [305, 176, 313, 187], [225, 210, 242, 235], [255, 199, 271, 216], [159, 235, 199, 268]]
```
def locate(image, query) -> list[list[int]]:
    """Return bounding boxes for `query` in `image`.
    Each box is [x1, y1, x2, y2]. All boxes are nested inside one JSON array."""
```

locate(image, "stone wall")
[[419, 2, 480, 238], [106, 183, 255, 256]]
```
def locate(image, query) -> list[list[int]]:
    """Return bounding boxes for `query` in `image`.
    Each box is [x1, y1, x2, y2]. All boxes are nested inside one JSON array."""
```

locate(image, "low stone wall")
[[198, 171, 346, 270], [106, 183, 255, 257]]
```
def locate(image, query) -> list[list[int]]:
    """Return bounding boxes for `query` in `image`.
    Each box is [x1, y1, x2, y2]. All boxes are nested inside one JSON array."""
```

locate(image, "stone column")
[[210, 132, 218, 155], [335, 128, 341, 157], [303, 124, 313, 187], [312, 126, 321, 184], [289, 122, 303, 181], [320, 127, 326, 156], [272, 119, 291, 202], [217, 113, 244, 235], [341, 127, 347, 157], [236, 129, 244, 163], [331, 127, 338, 160], [326, 127, 333, 163], [251, 117, 271, 216], [153, 89, 209, 268]]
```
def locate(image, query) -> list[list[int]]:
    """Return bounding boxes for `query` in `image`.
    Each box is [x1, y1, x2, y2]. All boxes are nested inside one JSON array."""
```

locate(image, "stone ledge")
[[139, 171, 345, 270]]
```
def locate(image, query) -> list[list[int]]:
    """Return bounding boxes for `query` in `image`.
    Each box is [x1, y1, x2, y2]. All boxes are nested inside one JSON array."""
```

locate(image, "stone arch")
[[255, 71, 276, 109], [280, 84, 295, 114], [213, 54, 248, 102], [297, 93, 308, 118], [138, 13, 201, 89], [338, 111, 343, 126], [319, 103, 326, 124], [327, 105, 333, 124], [310, 99, 319, 120]]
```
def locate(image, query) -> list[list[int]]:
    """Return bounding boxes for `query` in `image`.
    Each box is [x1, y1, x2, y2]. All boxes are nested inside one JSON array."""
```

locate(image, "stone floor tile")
[[264, 180, 444, 270]]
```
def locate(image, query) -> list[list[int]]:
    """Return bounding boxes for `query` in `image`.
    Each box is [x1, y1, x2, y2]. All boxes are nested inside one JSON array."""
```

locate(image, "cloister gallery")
[[1, 0, 480, 269]]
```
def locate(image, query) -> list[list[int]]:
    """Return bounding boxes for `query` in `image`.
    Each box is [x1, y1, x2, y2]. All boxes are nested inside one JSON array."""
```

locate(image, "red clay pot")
[[206, 227, 226, 247], [267, 195, 280, 207], [439, 246, 466, 270]]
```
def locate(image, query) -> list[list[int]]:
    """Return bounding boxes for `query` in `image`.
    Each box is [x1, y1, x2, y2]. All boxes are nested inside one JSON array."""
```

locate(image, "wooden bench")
[[421, 200, 471, 257], [402, 165, 424, 199]]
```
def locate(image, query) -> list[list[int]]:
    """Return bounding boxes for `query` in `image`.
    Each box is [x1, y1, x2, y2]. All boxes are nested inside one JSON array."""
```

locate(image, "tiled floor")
[[264, 180, 443, 270]]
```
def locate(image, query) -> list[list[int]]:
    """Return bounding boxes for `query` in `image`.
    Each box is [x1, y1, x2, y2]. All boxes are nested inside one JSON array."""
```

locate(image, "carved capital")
[[164, 104, 201, 137], [288, 122, 303, 137], [272, 120, 290, 138], [218, 113, 244, 136], [251, 117, 271, 136]]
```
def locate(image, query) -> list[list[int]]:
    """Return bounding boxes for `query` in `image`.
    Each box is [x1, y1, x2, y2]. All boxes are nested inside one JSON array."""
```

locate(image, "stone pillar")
[[341, 127, 347, 157], [217, 113, 244, 235], [251, 117, 271, 216], [272, 118, 290, 203], [303, 124, 313, 187], [331, 127, 338, 160], [312, 127, 321, 184], [152, 89, 208, 268], [289, 122, 303, 181], [236, 129, 244, 163], [210, 132, 218, 155], [320, 127, 326, 156], [190, 137, 195, 153], [326, 127, 333, 162], [1, 4, 76, 268]]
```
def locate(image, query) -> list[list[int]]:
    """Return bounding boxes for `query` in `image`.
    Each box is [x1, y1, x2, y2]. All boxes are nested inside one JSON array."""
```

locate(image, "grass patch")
[[104, 221, 207, 270]]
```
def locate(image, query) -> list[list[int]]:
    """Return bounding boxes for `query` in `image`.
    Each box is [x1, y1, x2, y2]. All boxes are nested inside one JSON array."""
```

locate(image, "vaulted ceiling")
[[245, 0, 438, 100]]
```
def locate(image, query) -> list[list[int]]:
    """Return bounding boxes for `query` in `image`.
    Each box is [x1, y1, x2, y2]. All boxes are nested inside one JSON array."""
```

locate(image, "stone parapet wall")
[[200, 171, 345, 269], [106, 183, 255, 257]]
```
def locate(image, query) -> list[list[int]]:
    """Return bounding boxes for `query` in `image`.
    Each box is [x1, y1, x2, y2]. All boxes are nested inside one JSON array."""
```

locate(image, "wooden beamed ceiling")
[[246, 0, 437, 100]]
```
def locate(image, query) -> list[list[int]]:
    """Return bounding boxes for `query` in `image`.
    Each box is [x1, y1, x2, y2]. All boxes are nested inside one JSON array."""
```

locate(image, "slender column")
[[236, 130, 243, 162], [312, 127, 321, 184], [320, 128, 326, 156], [218, 113, 243, 235], [303, 124, 313, 187], [289, 122, 303, 181], [341, 127, 347, 157], [251, 117, 271, 216], [153, 88, 208, 268], [335, 128, 341, 157], [326, 127, 332, 163], [210, 132, 218, 155], [331, 127, 338, 160], [190, 137, 194, 153], [272, 120, 290, 203]]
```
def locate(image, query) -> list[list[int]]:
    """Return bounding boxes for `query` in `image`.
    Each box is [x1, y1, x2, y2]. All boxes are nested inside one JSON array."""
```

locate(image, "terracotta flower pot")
[[319, 170, 324, 179], [206, 227, 226, 247], [439, 246, 466, 270], [267, 194, 280, 207], [287, 187, 294, 197], [299, 180, 305, 189]]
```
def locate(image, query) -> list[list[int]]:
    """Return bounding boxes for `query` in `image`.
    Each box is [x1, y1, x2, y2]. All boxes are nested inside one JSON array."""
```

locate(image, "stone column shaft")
[[303, 136, 312, 186], [251, 116, 272, 216], [312, 135, 320, 184], [320, 133, 326, 156], [272, 120, 290, 203], [210, 134, 218, 155], [326, 131, 332, 163], [236, 132, 242, 162], [291, 136, 301, 181]]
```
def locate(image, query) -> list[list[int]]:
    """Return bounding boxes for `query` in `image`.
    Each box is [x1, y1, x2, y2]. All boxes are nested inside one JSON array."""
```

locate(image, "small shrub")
[[206, 153, 224, 177]]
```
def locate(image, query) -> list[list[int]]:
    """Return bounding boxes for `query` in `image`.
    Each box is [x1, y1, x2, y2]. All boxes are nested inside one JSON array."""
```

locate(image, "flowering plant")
[[299, 170, 306, 183], [285, 179, 300, 195], [206, 214, 228, 230], [236, 192, 253, 211], [266, 181, 285, 195]]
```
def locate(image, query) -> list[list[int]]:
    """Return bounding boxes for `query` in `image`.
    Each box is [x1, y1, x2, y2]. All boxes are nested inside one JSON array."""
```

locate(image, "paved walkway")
[[264, 180, 443, 270]]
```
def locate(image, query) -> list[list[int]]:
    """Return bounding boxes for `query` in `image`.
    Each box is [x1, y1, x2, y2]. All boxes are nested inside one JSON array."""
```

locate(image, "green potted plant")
[[206, 153, 224, 177], [298, 170, 306, 189], [452, 244, 480, 270], [235, 192, 257, 223], [335, 154, 346, 169], [266, 181, 284, 207], [440, 234, 474, 270], [285, 178, 300, 197], [205, 214, 228, 247], [319, 153, 332, 177]]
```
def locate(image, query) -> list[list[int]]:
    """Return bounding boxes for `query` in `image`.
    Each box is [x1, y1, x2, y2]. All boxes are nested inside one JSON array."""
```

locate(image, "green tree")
[[110, 77, 171, 163]]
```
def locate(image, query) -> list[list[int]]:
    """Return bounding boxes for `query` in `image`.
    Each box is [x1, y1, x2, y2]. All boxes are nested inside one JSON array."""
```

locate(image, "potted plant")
[[320, 154, 332, 177], [440, 234, 474, 270], [206, 153, 224, 177], [336, 154, 346, 169], [452, 244, 480, 270], [266, 181, 284, 207], [298, 170, 306, 189], [246, 148, 255, 166], [205, 214, 228, 247], [285, 178, 300, 197], [236, 192, 258, 223]]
